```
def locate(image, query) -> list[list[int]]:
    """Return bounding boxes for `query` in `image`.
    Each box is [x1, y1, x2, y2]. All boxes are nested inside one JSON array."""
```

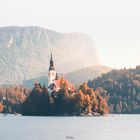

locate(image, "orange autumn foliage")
[[78, 83, 109, 115], [0, 102, 3, 112], [22, 81, 109, 116]]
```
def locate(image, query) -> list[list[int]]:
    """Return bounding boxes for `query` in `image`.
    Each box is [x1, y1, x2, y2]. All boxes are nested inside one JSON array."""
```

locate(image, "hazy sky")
[[0, 0, 140, 69]]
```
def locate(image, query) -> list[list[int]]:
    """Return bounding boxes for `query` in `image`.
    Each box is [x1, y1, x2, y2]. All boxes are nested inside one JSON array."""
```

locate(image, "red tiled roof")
[[55, 79, 75, 92]]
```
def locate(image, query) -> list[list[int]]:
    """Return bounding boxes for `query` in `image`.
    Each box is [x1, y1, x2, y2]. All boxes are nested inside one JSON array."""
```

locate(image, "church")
[[47, 54, 75, 96]]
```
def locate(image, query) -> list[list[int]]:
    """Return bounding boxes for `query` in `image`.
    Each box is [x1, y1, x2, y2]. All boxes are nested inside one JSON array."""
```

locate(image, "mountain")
[[23, 65, 112, 87], [64, 65, 112, 85], [0, 26, 99, 85]]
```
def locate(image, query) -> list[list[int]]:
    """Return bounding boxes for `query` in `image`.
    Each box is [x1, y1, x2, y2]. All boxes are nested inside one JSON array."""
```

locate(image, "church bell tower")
[[48, 53, 56, 86]]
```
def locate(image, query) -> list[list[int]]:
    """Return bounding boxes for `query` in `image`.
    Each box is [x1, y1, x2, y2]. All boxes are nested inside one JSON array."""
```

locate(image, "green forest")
[[88, 65, 140, 113]]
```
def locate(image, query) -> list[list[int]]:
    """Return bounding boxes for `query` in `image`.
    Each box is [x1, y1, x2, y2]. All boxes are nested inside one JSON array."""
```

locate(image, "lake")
[[0, 114, 140, 140]]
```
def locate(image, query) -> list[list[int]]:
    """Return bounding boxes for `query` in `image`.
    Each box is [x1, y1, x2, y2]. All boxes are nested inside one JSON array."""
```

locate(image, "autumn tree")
[[77, 83, 109, 115], [0, 102, 3, 112]]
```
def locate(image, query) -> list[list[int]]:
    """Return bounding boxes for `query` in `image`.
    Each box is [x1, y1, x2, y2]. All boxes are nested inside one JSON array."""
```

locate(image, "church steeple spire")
[[51, 53, 53, 61], [48, 53, 56, 86], [49, 53, 55, 71]]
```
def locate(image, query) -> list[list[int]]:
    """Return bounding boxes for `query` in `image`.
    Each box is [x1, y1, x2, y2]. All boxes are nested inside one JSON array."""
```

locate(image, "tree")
[[0, 102, 3, 112]]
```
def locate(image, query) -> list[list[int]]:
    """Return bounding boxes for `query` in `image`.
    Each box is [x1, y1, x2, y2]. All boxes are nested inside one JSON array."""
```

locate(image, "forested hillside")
[[88, 66, 140, 113]]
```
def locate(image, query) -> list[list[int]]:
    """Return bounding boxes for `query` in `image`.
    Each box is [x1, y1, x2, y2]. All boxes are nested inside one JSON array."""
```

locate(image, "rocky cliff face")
[[0, 26, 99, 85]]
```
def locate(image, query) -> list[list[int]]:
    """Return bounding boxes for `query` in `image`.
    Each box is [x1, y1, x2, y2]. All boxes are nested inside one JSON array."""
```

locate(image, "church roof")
[[55, 78, 75, 92], [48, 78, 75, 92]]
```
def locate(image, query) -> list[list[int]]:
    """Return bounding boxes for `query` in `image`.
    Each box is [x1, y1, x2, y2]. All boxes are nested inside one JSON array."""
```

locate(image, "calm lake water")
[[0, 114, 140, 140]]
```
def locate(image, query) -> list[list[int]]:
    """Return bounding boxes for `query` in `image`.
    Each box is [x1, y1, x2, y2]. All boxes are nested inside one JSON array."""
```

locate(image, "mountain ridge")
[[23, 65, 112, 87], [64, 65, 112, 85], [0, 26, 99, 85]]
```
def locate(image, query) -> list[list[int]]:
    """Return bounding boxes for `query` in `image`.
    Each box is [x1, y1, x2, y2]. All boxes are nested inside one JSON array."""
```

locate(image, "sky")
[[0, 0, 140, 69]]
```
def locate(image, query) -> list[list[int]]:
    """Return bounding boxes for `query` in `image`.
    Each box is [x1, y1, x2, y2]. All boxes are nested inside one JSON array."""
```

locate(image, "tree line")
[[0, 86, 30, 114], [88, 66, 140, 113], [22, 78, 109, 116]]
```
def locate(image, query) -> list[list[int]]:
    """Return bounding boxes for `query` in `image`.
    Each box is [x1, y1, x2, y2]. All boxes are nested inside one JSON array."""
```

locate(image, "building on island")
[[48, 53, 56, 86], [48, 54, 75, 96]]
